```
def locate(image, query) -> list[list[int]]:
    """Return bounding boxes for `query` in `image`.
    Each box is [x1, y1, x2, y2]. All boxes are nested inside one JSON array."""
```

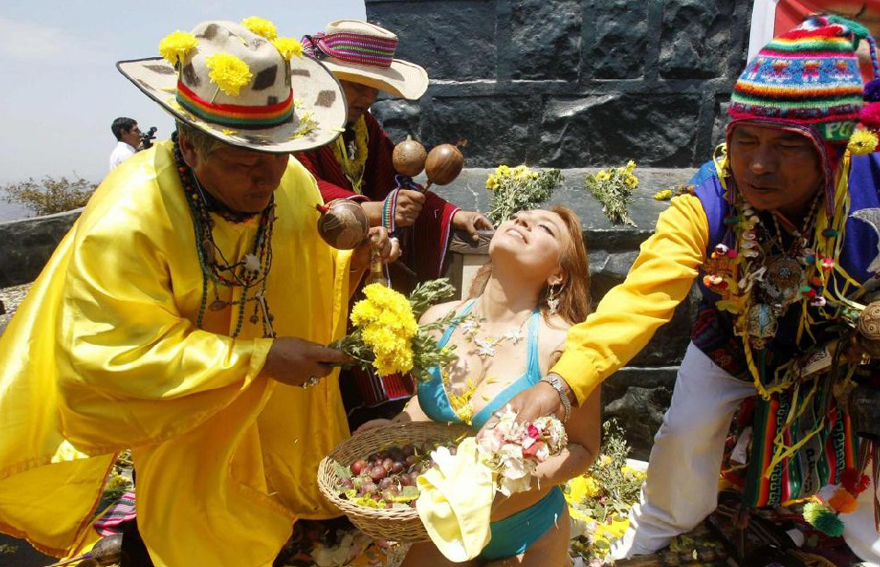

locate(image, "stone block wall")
[[364, 0, 754, 455], [365, 0, 752, 169]]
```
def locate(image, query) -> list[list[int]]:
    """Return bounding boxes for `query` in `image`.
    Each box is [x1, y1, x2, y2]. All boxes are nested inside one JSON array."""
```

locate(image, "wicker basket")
[[317, 421, 472, 543]]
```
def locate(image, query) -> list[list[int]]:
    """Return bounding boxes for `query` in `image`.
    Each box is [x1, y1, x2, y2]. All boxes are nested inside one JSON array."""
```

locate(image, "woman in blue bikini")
[[359, 206, 601, 566]]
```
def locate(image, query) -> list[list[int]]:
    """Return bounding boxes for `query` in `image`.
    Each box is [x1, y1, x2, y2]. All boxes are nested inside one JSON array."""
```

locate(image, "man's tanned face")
[[340, 80, 379, 125], [728, 124, 823, 221], [121, 123, 142, 149], [179, 132, 289, 214]]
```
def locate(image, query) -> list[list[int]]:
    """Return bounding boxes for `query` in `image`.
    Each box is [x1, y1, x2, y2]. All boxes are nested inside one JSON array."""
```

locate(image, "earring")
[[547, 284, 561, 315]]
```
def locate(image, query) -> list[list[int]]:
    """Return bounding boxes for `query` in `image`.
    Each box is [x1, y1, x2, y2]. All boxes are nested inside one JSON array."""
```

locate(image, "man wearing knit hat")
[[293, 20, 492, 427], [500, 15, 880, 564]]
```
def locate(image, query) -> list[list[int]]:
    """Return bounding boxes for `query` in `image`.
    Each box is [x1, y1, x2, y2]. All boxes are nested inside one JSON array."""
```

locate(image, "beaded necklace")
[[172, 132, 277, 338]]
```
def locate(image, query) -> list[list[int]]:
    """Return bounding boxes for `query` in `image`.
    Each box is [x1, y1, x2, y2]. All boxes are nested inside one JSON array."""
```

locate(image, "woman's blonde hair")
[[467, 206, 591, 326]]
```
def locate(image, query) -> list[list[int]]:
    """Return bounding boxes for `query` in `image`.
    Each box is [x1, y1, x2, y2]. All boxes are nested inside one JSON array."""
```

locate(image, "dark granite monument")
[[366, 0, 753, 456]]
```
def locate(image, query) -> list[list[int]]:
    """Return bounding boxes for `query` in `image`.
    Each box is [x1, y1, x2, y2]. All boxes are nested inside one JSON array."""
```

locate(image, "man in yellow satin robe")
[[0, 19, 393, 567]]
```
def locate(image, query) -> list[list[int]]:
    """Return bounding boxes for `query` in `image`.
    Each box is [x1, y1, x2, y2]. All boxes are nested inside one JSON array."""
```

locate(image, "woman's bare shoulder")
[[418, 299, 467, 325], [538, 314, 572, 368]]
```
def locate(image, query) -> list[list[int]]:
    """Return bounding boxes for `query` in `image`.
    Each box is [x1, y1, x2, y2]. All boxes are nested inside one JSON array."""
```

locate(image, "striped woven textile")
[[95, 490, 137, 536], [302, 31, 397, 68]]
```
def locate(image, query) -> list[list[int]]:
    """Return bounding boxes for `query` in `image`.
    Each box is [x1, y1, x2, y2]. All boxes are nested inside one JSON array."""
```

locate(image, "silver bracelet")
[[540, 374, 572, 423]]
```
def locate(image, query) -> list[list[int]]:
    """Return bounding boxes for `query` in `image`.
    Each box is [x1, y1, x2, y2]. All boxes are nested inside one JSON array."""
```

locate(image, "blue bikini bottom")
[[478, 486, 566, 562]]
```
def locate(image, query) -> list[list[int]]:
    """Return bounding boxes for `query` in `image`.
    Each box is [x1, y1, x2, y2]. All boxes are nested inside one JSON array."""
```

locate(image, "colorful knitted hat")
[[729, 14, 879, 145]]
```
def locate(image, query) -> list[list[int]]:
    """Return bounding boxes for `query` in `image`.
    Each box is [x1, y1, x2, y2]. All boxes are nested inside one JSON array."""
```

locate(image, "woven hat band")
[[303, 31, 398, 68], [176, 81, 294, 129]]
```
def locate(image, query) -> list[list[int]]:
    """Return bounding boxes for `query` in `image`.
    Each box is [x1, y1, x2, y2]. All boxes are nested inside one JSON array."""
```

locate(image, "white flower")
[[474, 337, 496, 357], [505, 328, 524, 344], [461, 317, 478, 336]]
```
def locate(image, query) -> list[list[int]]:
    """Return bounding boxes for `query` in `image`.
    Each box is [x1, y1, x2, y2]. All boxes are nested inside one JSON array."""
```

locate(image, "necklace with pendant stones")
[[744, 194, 824, 349], [459, 300, 532, 358], [172, 132, 277, 338], [759, 195, 822, 308]]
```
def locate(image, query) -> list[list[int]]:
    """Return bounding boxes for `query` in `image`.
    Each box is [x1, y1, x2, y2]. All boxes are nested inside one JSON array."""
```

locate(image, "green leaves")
[[584, 162, 639, 227], [2, 175, 96, 217], [486, 165, 563, 226]]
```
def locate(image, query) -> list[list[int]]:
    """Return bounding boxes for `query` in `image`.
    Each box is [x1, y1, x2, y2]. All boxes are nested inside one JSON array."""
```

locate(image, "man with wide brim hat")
[[294, 20, 492, 427], [0, 17, 392, 567]]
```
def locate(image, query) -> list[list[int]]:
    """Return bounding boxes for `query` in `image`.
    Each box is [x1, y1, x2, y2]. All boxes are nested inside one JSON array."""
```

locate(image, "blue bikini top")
[[417, 299, 542, 430]]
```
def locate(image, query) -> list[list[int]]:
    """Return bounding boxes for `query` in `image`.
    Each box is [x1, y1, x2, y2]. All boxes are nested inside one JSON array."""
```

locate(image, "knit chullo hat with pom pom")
[[727, 14, 880, 212]]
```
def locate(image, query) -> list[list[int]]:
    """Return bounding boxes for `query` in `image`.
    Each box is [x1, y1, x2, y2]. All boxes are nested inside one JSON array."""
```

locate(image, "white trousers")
[[610, 342, 880, 565]]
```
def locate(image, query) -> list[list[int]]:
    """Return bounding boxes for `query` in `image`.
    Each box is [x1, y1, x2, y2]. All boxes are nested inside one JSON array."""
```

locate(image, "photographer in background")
[[109, 117, 141, 171]]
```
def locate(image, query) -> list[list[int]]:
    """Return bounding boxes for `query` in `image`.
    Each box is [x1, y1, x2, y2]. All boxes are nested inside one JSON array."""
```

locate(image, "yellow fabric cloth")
[[0, 141, 352, 566], [551, 194, 709, 405], [415, 438, 496, 562]]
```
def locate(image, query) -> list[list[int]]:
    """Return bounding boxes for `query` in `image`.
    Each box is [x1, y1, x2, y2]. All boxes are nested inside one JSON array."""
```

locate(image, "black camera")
[[140, 127, 158, 149]]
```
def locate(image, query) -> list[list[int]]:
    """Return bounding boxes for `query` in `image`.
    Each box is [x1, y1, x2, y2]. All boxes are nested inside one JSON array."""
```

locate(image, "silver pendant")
[[762, 257, 803, 302]]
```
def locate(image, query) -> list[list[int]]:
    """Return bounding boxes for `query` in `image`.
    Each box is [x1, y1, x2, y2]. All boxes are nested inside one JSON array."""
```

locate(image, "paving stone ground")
[[0, 282, 31, 336]]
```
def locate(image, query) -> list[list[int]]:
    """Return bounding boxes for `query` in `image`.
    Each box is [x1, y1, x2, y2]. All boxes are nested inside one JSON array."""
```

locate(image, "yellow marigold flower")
[[624, 174, 639, 189], [566, 475, 602, 503], [653, 189, 673, 201], [272, 36, 303, 60], [621, 465, 646, 480], [106, 474, 130, 490], [596, 517, 630, 540], [599, 454, 612, 467], [848, 129, 878, 155], [241, 16, 278, 40], [625, 159, 637, 173], [496, 165, 511, 177], [352, 284, 418, 376], [486, 175, 498, 191], [206, 53, 253, 97], [595, 170, 610, 182], [159, 31, 198, 66]]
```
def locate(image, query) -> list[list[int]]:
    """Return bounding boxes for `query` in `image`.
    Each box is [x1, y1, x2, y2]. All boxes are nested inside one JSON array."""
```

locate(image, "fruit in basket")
[[350, 459, 367, 475], [334, 442, 438, 509]]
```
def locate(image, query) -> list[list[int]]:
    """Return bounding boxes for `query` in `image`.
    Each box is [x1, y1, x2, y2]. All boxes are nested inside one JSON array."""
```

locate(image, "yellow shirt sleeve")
[[551, 194, 709, 405]]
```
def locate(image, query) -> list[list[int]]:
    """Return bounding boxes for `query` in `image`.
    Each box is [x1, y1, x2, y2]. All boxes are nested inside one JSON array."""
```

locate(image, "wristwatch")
[[540, 374, 572, 423]]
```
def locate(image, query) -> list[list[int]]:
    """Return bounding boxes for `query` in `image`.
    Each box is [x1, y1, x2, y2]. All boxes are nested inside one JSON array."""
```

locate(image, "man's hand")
[[395, 190, 425, 228], [361, 190, 425, 228], [480, 373, 575, 433], [452, 210, 493, 242], [261, 337, 348, 387], [350, 227, 399, 273]]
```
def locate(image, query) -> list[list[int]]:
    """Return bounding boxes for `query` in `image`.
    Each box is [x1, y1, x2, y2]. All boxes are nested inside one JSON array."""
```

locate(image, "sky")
[[0, 0, 366, 191]]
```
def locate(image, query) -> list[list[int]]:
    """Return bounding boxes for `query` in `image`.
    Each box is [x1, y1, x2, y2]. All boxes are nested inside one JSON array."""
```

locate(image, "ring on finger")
[[302, 375, 321, 389]]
